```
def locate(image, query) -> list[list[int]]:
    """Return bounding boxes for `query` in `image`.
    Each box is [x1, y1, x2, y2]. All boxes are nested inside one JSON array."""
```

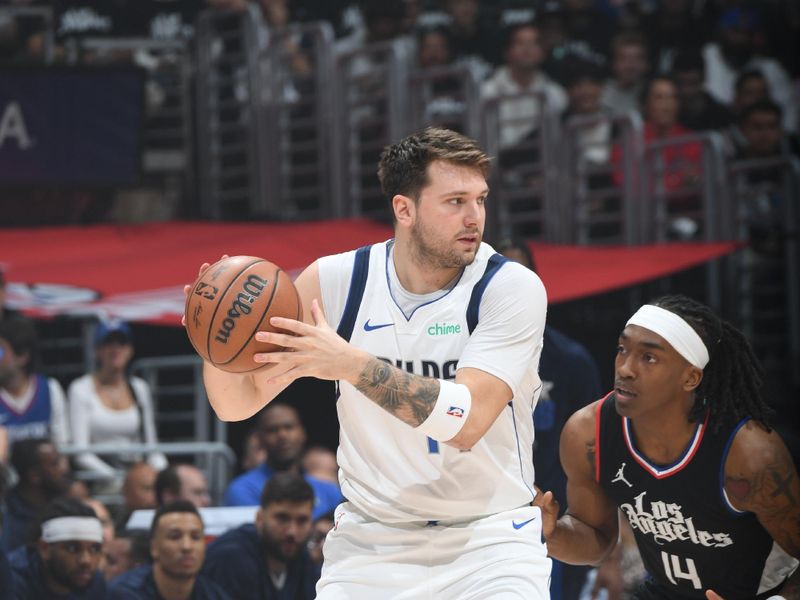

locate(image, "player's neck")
[[630, 397, 698, 465], [392, 238, 462, 294]]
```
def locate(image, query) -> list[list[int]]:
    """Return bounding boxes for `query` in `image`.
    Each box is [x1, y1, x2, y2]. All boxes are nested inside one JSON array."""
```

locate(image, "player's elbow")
[[445, 426, 483, 451]]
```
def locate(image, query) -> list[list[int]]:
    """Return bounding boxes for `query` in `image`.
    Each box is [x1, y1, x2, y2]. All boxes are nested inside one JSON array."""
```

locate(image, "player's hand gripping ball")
[[185, 256, 302, 373]]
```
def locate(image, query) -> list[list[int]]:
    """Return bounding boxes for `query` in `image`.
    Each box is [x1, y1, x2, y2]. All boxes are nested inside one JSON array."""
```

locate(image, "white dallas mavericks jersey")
[[318, 240, 547, 523]]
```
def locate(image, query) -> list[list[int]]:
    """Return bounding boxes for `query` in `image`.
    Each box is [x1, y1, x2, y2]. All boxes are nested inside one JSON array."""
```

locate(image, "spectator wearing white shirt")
[[481, 21, 567, 150], [703, 7, 797, 132], [67, 320, 166, 486]]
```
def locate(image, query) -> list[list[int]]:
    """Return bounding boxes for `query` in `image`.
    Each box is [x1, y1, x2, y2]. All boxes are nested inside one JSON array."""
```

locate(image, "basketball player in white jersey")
[[195, 128, 551, 599]]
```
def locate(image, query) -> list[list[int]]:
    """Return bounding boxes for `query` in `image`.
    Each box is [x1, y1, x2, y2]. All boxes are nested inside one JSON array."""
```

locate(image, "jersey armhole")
[[594, 399, 604, 483]]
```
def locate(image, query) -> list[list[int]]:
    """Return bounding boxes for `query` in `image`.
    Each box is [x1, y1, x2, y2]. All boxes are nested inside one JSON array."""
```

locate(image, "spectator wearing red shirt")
[[613, 76, 702, 194]]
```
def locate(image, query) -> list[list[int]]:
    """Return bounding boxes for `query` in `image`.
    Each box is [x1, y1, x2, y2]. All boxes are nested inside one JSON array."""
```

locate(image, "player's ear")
[[393, 194, 415, 225], [683, 366, 703, 392]]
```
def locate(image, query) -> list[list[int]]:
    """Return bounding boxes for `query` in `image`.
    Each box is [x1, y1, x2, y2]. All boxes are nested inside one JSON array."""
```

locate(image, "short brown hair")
[[377, 127, 490, 203]]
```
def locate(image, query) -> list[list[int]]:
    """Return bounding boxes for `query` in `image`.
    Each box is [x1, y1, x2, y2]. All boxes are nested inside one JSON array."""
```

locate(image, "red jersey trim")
[[594, 392, 613, 483], [622, 410, 710, 479]]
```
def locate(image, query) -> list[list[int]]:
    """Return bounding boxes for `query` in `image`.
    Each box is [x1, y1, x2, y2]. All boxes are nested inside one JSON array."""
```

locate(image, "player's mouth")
[[456, 233, 480, 246], [615, 382, 637, 399]]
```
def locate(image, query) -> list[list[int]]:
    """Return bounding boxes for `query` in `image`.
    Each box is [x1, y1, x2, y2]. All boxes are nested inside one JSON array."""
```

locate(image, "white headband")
[[41, 517, 103, 544], [626, 305, 709, 369]]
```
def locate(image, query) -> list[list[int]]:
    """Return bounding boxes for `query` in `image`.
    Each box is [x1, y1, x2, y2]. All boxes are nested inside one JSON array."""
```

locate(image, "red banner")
[[0, 220, 740, 325]]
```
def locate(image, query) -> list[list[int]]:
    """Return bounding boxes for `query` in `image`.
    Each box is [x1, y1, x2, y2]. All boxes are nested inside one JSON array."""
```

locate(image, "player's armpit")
[[724, 422, 800, 560]]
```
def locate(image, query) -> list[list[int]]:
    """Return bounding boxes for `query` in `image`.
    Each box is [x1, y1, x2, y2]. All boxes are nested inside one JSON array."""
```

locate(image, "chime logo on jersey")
[[427, 322, 462, 336], [620, 491, 733, 548], [446, 406, 465, 418]]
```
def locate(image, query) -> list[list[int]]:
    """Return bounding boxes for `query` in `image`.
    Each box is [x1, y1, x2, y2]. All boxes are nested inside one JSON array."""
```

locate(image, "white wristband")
[[765, 596, 786, 600], [415, 380, 471, 442]]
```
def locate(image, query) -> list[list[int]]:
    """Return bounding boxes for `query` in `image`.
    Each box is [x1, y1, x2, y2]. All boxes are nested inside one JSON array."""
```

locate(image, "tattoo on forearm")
[[354, 358, 440, 427]]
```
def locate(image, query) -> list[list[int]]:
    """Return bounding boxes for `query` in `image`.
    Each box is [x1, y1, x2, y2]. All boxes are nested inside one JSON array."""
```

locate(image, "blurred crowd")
[[0, 298, 341, 598], [0, 0, 798, 227]]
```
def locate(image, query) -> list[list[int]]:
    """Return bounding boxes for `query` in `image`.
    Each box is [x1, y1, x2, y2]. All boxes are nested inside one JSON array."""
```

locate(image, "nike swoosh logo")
[[363, 319, 394, 332], [511, 517, 536, 530]]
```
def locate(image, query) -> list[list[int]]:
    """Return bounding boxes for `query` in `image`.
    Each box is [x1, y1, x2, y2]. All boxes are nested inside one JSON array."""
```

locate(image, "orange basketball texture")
[[185, 256, 302, 373]]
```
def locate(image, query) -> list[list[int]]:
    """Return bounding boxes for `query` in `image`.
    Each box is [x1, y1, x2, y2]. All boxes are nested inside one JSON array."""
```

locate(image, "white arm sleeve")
[[132, 378, 168, 471], [457, 261, 547, 400], [67, 377, 116, 477]]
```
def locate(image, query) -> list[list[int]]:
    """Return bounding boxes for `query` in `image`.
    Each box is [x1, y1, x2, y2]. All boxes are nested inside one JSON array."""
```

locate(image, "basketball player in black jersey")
[[536, 295, 799, 599]]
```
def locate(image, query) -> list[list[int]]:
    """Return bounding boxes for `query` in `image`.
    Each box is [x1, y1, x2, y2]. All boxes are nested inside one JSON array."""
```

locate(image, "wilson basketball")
[[184, 256, 302, 373]]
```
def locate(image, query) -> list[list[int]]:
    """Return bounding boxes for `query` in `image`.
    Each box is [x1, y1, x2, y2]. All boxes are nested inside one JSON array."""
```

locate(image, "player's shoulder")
[[476, 246, 545, 296], [726, 419, 791, 475], [564, 397, 605, 439]]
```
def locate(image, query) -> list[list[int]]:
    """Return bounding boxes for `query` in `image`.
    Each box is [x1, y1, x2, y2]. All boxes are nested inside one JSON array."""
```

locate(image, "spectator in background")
[[538, 3, 608, 88], [613, 76, 702, 194], [673, 48, 733, 131], [0, 316, 69, 447], [306, 511, 334, 567], [480, 22, 567, 151], [732, 69, 771, 117], [498, 239, 603, 600], [155, 464, 211, 508], [417, 26, 452, 71], [601, 31, 650, 117], [562, 63, 612, 166], [116, 462, 158, 532], [732, 101, 800, 161], [640, 0, 710, 73], [103, 530, 150, 582], [703, 7, 797, 131], [68, 319, 167, 487], [108, 501, 229, 600], [559, 0, 616, 66], [8, 497, 106, 599], [83, 497, 114, 547], [205, 473, 319, 600], [301, 446, 338, 486], [442, 0, 500, 69], [240, 428, 267, 472], [0, 438, 70, 553], [224, 403, 342, 520]]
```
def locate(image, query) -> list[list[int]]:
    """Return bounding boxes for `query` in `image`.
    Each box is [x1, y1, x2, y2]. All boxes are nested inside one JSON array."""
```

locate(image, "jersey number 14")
[[661, 551, 702, 590]]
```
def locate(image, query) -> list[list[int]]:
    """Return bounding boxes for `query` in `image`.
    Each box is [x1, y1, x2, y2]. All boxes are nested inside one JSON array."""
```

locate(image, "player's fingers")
[[310, 299, 328, 327], [705, 591, 724, 600], [183, 284, 191, 296], [181, 315, 186, 327], [254, 331, 302, 349], [268, 316, 311, 334]]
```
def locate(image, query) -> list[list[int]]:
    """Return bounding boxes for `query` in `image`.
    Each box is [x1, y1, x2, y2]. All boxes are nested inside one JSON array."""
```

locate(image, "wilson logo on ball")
[[214, 274, 269, 344]]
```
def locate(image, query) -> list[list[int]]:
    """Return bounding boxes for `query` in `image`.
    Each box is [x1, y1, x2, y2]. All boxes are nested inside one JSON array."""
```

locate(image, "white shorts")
[[316, 502, 552, 600]]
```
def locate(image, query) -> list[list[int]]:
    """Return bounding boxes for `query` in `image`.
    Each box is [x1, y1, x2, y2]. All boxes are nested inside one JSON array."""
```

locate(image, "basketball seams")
[[215, 263, 282, 368], [201, 257, 265, 364]]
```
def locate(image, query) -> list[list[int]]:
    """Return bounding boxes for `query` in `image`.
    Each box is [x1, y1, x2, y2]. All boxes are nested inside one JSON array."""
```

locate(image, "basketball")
[[184, 256, 302, 373]]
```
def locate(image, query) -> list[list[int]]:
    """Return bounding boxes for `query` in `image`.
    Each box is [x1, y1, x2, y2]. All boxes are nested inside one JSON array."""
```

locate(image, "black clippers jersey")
[[596, 394, 785, 599]]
